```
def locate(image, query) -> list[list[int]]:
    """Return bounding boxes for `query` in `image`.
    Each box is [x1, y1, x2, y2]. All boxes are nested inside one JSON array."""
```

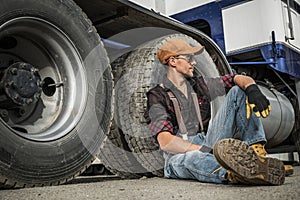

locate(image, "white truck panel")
[[165, 0, 215, 16], [223, 0, 299, 53], [129, 0, 156, 10], [223, 0, 284, 53], [129, 0, 216, 15]]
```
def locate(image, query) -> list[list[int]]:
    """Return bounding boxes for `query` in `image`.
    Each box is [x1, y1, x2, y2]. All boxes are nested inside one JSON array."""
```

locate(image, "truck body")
[[0, 0, 299, 188]]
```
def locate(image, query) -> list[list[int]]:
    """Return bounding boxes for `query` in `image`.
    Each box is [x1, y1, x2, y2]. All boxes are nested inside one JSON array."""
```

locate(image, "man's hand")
[[245, 84, 271, 119]]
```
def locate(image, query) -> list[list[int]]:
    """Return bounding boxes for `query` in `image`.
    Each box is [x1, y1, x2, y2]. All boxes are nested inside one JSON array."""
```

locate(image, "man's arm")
[[233, 74, 256, 90], [157, 131, 201, 154]]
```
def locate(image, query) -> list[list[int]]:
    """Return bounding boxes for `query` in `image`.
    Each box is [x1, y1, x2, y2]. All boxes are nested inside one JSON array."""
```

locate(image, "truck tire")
[[113, 34, 230, 176], [0, 0, 113, 188], [99, 54, 151, 178], [99, 121, 151, 178]]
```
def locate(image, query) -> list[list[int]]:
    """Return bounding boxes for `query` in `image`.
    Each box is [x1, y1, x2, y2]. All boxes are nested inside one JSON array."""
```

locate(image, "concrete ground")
[[1, 166, 299, 200]]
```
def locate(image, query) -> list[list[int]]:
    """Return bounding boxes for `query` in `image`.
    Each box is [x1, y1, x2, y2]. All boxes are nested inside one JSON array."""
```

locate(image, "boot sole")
[[213, 139, 285, 185]]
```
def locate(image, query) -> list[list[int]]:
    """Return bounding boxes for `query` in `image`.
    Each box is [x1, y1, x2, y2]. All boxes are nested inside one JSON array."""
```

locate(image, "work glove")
[[245, 84, 271, 119]]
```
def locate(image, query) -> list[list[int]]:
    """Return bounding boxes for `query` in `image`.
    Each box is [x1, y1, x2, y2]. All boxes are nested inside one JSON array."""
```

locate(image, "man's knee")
[[227, 86, 245, 100], [229, 85, 243, 94]]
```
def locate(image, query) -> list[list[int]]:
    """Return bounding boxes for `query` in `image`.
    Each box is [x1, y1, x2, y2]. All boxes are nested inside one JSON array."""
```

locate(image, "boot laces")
[[251, 143, 267, 157]]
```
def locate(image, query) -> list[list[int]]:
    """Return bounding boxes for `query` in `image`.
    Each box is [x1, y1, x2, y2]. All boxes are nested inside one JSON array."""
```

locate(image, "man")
[[145, 38, 285, 185]]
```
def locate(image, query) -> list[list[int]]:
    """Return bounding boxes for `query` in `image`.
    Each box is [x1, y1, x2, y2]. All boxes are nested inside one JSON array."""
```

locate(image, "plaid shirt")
[[145, 73, 235, 140]]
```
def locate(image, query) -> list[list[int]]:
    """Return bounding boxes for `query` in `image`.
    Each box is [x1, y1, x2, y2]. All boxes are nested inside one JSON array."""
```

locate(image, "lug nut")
[[10, 68, 18, 75], [26, 98, 33, 104], [32, 67, 39, 74]]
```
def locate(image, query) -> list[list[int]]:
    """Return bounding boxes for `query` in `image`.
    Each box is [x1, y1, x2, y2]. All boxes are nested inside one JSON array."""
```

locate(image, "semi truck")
[[0, 0, 299, 188]]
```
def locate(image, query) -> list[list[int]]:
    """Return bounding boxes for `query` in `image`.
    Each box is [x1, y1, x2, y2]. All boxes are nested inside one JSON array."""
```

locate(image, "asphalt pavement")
[[1, 166, 300, 200]]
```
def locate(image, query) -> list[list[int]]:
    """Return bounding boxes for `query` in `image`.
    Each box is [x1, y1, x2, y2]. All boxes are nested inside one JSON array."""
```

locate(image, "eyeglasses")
[[175, 55, 196, 64]]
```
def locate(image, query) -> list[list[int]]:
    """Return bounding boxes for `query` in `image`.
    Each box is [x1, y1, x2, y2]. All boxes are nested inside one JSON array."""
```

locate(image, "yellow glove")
[[245, 84, 271, 119], [246, 97, 271, 119]]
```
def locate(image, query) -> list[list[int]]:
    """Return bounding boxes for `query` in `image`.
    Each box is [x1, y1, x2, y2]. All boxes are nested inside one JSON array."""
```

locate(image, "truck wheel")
[[0, 0, 113, 188], [114, 34, 230, 176], [99, 121, 151, 178], [99, 54, 151, 178]]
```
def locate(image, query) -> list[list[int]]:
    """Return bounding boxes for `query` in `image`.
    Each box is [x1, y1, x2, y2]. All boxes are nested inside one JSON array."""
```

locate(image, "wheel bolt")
[[10, 68, 18, 75], [26, 98, 33, 104]]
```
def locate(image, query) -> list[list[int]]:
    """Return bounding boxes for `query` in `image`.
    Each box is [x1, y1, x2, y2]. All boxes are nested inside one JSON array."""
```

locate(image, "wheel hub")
[[2, 62, 42, 106]]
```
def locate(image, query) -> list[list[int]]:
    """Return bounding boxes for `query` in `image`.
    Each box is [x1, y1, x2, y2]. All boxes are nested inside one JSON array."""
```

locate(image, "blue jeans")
[[163, 86, 267, 184]]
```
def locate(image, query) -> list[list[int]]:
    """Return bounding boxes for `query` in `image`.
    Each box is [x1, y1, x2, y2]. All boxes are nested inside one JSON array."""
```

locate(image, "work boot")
[[213, 139, 285, 185], [251, 143, 294, 177], [226, 170, 249, 184], [284, 165, 294, 176]]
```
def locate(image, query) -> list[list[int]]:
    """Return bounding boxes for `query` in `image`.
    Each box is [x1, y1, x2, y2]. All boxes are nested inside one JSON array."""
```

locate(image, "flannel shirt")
[[145, 73, 235, 140]]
